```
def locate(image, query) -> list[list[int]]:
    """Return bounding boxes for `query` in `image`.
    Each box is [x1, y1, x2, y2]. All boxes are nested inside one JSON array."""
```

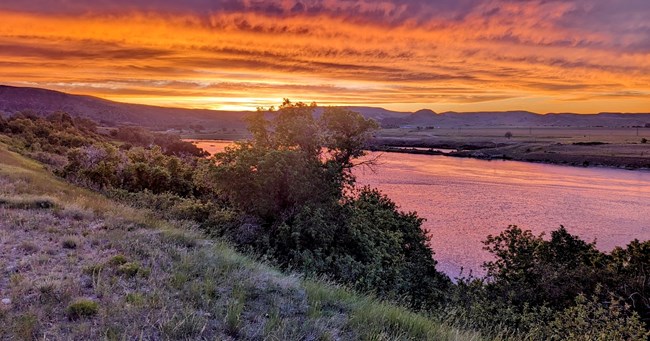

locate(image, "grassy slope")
[[0, 141, 481, 340]]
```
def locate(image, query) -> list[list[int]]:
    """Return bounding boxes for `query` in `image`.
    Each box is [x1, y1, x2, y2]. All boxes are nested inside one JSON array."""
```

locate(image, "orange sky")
[[1, 1, 649, 113]]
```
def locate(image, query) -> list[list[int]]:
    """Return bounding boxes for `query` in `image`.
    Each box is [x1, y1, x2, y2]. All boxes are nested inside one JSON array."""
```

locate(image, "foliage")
[[62, 144, 204, 195], [0, 112, 100, 156], [483, 225, 608, 309], [532, 293, 649, 340], [215, 100, 379, 222], [3, 105, 650, 339], [111, 126, 208, 157], [212, 100, 448, 308], [66, 299, 99, 320], [469, 225, 650, 336]]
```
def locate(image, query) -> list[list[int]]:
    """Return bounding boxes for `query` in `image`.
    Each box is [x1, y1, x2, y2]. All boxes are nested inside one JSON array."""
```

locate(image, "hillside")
[[2, 85, 649, 130], [0, 85, 247, 130], [0, 140, 481, 340]]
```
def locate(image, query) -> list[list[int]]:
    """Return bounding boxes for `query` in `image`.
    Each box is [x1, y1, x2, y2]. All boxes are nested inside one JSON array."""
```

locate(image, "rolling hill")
[[1, 85, 649, 129]]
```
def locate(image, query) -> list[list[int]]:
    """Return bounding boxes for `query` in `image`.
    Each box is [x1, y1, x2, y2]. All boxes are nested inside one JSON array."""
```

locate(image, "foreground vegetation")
[[1, 106, 649, 339], [0, 133, 478, 339]]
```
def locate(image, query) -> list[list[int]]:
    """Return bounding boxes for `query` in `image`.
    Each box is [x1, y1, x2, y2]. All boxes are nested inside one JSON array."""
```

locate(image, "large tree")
[[213, 100, 449, 308]]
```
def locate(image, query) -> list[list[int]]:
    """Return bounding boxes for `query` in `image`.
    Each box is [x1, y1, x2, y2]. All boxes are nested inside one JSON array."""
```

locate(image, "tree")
[[212, 100, 449, 308], [214, 100, 379, 222], [505, 131, 513, 139]]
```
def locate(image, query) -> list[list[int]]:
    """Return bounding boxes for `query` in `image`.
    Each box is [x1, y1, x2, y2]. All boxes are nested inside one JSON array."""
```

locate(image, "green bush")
[[532, 294, 649, 340], [483, 225, 608, 309], [108, 254, 128, 266], [66, 299, 99, 320], [117, 262, 142, 278]]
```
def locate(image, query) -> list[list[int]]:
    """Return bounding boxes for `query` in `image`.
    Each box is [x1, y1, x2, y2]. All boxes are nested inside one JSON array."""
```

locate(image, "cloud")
[[0, 1, 649, 112]]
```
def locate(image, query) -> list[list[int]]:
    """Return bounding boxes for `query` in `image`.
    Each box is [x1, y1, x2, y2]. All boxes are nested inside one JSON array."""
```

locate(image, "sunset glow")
[[1, 1, 649, 112]]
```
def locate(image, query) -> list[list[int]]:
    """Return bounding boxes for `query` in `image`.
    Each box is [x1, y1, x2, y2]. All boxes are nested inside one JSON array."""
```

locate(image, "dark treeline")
[[1, 104, 649, 339]]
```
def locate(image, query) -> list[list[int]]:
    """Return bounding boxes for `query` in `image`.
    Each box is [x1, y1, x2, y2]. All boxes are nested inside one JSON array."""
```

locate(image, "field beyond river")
[[373, 126, 650, 169]]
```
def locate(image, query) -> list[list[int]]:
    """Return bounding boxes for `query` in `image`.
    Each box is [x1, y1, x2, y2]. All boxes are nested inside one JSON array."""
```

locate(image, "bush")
[[62, 238, 78, 249], [532, 294, 649, 340], [108, 254, 129, 266], [66, 299, 99, 320], [483, 225, 607, 310], [117, 262, 142, 278]]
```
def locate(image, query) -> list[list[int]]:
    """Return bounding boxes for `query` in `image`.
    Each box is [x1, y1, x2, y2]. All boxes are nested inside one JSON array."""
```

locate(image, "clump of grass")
[[0, 195, 57, 210], [38, 279, 61, 304], [117, 262, 143, 278], [225, 285, 247, 336], [83, 264, 104, 276], [57, 204, 94, 221], [125, 292, 145, 306], [62, 238, 78, 249], [66, 299, 99, 320], [13, 313, 39, 340], [161, 229, 198, 248], [161, 312, 206, 339], [19, 241, 39, 253], [108, 254, 128, 266]]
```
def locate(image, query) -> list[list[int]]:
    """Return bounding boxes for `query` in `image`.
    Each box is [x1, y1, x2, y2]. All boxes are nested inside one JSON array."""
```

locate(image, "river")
[[190, 140, 650, 278]]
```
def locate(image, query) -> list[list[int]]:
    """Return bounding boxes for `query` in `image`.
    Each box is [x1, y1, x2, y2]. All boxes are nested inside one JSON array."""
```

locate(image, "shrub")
[[62, 238, 78, 249], [117, 262, 142, 278], [66, 299, 99, 320], [483, 225, 607, 310], [161, 230, 197, 248], [0, 196, 56, 209], [13, 314, 39, 339], [532, 294, 649, 340], [108, 254, 129, 266]]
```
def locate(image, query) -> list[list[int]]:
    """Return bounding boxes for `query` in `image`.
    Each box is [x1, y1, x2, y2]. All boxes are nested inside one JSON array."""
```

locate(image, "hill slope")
[[0, 85, 247, 130], [0, 140, 481, 340]]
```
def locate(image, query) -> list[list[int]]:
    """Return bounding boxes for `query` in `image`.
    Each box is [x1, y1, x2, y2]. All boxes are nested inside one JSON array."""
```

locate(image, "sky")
[[1, 0, 649, 113]]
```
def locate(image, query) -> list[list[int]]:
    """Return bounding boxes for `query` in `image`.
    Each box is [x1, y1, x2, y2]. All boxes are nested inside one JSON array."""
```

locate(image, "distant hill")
[[381, 110, 650, 128], [0, 85, 247, 130], [1, 85, 649, 129]]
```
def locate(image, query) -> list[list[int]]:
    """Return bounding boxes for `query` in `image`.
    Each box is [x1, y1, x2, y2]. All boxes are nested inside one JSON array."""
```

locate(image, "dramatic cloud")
[[1, 0, 649, 112]]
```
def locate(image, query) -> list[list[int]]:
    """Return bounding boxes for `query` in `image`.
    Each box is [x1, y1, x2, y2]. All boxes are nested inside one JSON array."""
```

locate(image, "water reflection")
[[357, 152, 650, 277]]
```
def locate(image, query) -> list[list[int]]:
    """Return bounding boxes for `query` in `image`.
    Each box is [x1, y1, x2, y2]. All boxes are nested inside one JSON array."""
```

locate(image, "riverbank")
[[372, 128, 650, 170]]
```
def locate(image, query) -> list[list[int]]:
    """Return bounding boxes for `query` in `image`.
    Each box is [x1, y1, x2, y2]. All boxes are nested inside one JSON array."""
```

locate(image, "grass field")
[[0, 142, 484, 340], [378, 127, 650, 144], [374, 127, 650, 169]]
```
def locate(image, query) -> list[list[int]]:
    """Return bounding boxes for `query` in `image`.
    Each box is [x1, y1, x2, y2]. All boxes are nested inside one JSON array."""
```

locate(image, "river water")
[[191, 140, 650, 278]]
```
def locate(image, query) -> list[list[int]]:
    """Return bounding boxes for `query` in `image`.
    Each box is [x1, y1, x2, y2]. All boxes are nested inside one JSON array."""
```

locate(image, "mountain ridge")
[[1, 85, 649, 129]]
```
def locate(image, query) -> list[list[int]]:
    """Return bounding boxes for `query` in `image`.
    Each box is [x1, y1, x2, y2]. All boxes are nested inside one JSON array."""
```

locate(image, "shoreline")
[[369, 144, 650, 171]]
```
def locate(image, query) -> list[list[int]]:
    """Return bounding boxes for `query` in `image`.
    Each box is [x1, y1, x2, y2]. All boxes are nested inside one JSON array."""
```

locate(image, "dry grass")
[[378, 127, 650, 144], [0, 142, 483, 340]]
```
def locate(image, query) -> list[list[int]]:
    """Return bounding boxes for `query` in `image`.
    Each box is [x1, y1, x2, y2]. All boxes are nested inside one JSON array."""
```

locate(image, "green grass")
[[0, 141, 484, 340], [66, 299, 99, 320]]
